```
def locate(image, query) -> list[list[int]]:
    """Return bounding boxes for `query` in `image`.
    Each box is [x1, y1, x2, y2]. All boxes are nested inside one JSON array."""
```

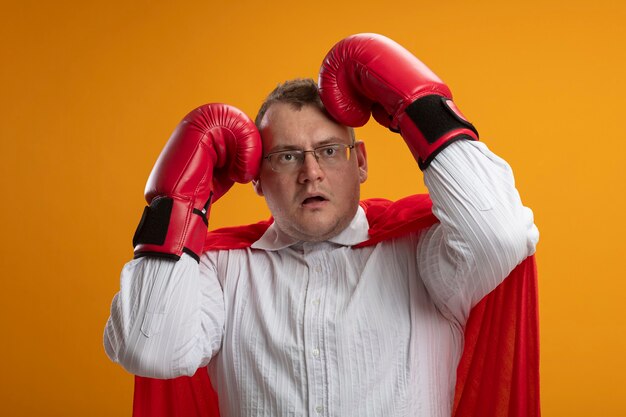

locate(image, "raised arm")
[[319, 33, 538, 322], [104, 103, 261, 377]]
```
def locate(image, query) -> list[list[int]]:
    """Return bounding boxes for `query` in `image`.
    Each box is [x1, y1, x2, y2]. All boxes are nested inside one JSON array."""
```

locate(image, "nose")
[[297, 151, 325, 183]]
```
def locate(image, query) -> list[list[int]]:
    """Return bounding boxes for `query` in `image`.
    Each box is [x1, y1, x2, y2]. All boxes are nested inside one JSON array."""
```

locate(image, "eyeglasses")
[[263, 142, 356, 173]]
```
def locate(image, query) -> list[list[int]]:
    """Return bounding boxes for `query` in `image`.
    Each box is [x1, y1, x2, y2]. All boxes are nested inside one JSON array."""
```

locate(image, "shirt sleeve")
[[103, 253, 225, 378], [417, 140, 539, 325]]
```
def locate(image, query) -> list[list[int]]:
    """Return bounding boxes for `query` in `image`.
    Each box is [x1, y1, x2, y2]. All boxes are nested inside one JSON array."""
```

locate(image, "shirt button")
[[315, 265, 322, 273], [315, 405, 323, 414], [312, 348, 320, 357], [312, 299, 320, 306]]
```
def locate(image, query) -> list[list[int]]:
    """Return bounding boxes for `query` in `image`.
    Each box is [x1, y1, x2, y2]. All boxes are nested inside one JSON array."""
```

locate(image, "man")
[[105, 34, 539, 416]]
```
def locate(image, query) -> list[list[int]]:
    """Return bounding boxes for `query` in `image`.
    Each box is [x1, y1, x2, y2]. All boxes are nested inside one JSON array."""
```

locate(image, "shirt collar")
[[251, 206, 370, 251]]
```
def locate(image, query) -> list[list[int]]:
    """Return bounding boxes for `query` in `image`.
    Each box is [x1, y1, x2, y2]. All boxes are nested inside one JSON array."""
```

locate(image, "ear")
[[252, 178, 264, 196], [355, 141, 368, 183]]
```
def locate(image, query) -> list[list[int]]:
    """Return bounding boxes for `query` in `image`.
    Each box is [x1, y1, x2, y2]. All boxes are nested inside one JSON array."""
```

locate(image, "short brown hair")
[[255, 78, 355, 142], [255, 78, 324, 125]]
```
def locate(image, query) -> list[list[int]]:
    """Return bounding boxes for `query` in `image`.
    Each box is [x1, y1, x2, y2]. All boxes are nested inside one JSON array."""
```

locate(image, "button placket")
[[303, 245, 329, 417], [308, 255, 325, 364]]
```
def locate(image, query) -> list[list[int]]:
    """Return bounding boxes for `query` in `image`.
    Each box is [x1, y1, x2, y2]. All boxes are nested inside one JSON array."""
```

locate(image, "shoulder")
[[356, 194, 438, 248]]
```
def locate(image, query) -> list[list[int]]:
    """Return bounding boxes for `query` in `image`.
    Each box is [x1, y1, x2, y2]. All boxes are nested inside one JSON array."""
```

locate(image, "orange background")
[[1, 0, 625, 415]]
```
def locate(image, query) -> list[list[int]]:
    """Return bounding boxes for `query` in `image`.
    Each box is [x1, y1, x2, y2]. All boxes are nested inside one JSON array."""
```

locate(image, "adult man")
[[105, 34, 539, 416]]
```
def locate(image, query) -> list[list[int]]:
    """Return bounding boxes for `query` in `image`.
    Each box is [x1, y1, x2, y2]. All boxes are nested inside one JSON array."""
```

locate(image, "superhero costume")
[[132, 194, 539, 417]]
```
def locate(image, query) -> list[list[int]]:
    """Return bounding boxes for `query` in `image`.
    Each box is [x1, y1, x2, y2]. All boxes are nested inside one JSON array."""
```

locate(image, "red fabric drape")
[[133, 367, 219, 417], [133, 195, 539, 417]]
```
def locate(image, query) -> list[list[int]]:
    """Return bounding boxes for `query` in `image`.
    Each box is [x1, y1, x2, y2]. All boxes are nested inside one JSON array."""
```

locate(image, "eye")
[[318, 145, 339, 158], [275, 151, 299, 164]]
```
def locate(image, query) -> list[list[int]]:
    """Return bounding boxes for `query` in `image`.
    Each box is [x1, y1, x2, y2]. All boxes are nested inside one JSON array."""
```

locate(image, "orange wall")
[[1, 0, 625, 415]]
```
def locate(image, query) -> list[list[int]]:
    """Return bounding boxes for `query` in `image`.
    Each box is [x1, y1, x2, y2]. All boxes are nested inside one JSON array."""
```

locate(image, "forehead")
[[259, 103, 351, 151]]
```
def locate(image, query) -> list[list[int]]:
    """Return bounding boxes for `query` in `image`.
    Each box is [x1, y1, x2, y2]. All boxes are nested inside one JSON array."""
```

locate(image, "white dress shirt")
[[105, 140, 539, 417]]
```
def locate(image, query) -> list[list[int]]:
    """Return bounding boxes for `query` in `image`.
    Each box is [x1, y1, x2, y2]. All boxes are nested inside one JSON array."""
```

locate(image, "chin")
[[293, 217, 347, 242], [302, 230, 337, 242]]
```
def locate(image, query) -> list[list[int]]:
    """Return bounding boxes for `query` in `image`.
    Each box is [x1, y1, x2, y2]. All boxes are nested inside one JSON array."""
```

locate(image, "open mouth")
[[302, 195, 328, 206]]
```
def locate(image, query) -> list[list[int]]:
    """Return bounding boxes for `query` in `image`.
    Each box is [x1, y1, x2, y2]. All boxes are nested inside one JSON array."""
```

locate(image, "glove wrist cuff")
[[133, 194, 212, 262], [398, 95, 479, 169]]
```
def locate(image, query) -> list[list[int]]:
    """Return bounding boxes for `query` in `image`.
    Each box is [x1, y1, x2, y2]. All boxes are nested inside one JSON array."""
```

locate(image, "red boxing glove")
[[133, 103, 262, 262], [319, 33, 478, 169]]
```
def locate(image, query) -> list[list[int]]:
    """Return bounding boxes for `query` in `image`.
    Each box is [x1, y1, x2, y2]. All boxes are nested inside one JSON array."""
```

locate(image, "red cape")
[[133, 195, 540, 417]]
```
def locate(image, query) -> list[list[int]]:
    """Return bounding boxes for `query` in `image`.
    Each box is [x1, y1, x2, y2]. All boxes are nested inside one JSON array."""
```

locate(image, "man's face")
[[254, 103, 368, 242]]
